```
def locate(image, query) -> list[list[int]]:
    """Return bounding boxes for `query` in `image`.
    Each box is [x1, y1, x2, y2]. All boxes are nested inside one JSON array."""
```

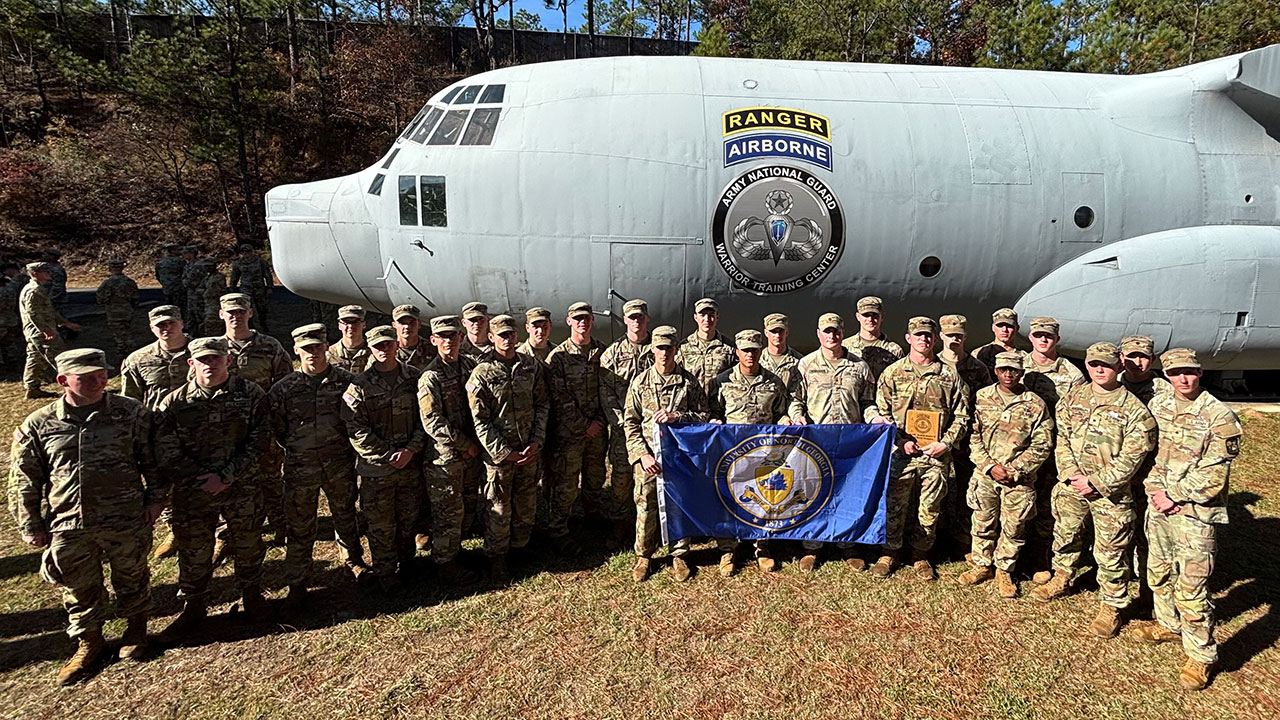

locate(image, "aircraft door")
[[604, 239, 692, 340]]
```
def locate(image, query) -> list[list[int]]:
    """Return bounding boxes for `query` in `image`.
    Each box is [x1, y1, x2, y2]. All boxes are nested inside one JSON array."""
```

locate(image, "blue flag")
[[657, 423, 894, 545]]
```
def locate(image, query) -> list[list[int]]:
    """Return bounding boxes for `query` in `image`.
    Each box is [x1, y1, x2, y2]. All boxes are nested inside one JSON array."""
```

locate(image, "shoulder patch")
[[342, 388, 360, 408], [465, 382, 479, 395], [12, 427, 26, 444], [1225, 436, 1241, 457]]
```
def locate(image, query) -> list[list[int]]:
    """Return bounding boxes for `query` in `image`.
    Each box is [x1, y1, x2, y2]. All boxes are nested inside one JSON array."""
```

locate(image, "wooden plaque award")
[[905, 409, 942, 445]]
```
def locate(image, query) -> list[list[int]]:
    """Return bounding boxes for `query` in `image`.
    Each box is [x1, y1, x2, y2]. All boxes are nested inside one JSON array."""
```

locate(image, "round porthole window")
[[919, 256, 942, 278], [1074, 206, 1096, 229]]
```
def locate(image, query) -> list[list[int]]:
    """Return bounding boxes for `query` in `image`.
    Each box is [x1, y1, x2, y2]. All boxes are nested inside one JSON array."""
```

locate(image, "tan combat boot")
[[911, 550, 936, 582], [56, 629, 105, 685], [995, 570, 1019, 599], [1089, 605, 1123, 638], [1179, 658, 1212, 691], [870, 553, 897, 578], [1131, 621, 1180, 645], [25, 387, 57, 400], [118, 617, 149, 661], [1030, 571, 1071, 603], [153, 532, 178, 560], [632, 556, 651, 582], [671, 556, 692, 582], [718, 552, 737, 577], [159, 601, 207, 644], [757, 554, 778, 573], [842, 547, 867, 571], [798, 554, 820, 573], [957, 565, 994, 586], [210, 537, 229, 568]]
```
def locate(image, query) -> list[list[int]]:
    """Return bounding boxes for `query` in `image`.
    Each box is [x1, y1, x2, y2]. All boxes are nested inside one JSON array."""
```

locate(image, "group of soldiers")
[[9, 285, 1241, 693]]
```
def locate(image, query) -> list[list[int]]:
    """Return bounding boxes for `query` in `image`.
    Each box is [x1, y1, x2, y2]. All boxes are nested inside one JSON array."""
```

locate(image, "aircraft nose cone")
[[266, 176, 370, 306]]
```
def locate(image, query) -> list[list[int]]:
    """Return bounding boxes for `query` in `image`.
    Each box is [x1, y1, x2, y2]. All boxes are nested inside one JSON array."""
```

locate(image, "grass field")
[[0, 315, 1276, 719]]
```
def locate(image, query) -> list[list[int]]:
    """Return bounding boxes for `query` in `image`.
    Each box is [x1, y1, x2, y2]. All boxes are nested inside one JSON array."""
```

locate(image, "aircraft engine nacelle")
[[1015, 226, 1280, 370]]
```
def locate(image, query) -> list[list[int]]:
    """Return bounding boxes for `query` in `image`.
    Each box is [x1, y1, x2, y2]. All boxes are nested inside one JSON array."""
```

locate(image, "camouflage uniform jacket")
[[623, 365, 709, 463], [418, 354, 480, 466], [48, 263, 67, 307], [762, 347, 804, 405], [95, 274, 138, 309], [181, 259, 213, 295], [120, 337, 193, 410], [875, 357, 971, 456], [341, 362, 426, 476], [709, 366, 797, 424], [678, 332, 736, 392], [10, 394, 161, 535], [155, 376, 270, 490], [797, 349, 882, 424], [460, 337, 493, 362], [1022, 355, 1085, 416], [154, 256, 187, 290], [546, 337, 608, 440], [268, 365, 357, 471], [326, 340, 371, 374], [969, 385, 1054, 484], [202, 271, 227, 322], [1054, 384, 1157, 501], [942, 352, 993, 401], [516, 341, 550, 365], [227, 330, 292, 392], [975, 342, 1021, 372], [397, 340, 435, 372], [1122, 373, 1174, 406], [842, 333, 904, 380], [19, 281, 68, 340], [467, 353, 550, 465], [230, 257, 272, 291], [600, 336, 654, 436], [1145, 391, 1241, 525]]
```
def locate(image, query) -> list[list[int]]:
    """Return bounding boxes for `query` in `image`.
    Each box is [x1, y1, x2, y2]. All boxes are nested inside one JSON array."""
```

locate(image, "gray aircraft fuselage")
[[266, 47, 1280, 369]]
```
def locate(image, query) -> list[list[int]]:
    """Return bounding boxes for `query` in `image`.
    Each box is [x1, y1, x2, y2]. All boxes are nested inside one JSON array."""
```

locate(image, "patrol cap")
[[190, 336, 230, 359], [525, 307, 551, 323], [623, 299, 648, 318], [238, 243, 254, 252], [1120, 335, 1155, 357], [764, 313, 789, 331], [462, 301, 488, 320], [292, 323, 328, 348], [338, 304, 365, 321], [55, 348, 109, 375], [994, 351, 1024, 370], [992, 308, 1019, 326], [25, 261, 52, 274], [392, 304, 421, 322], [567, 301, 593, 319], [148, 305, 182, 324], [1029, 317, 1060, 335], [907, 316, 938, 334], [856, 296, 884, 314], [694, 298, 719, 314], [106, 258, 126, 269], [1085, 341, 1120, 365], [430, 315, 463, 334], [735, 329, 765, 350], [489, 314, 518, 334], [220, 293, 253, 311], [940, 314, 967, 334], [651, 325, 679, 348], [817, 312, 844, 331], [1161, 348, 1201, 371], [366, 325, 397, 346]]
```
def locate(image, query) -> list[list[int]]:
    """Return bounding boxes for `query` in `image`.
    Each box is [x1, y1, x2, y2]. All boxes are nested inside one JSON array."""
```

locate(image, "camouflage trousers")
[[163, 285, 186, 312], [947, 443, 976, 545], [1050, 483, 1135, 608], [966, 474, 1036, 572], [1129, 488, 1151, 603], [1147, 510, 1218, 663], [186, 298, 203, 328], [105, 306, 133, 356], [634, 464, 690, 559], [883, 453, 950, 553], [282, 462, 361, 587], [23, 333, 65, 389], [605, 434, 638, 522], [546, 432, 607, 538], [483, 458, 541, 557], [1032, 461, 1058, 549], [40, 527, 152, 639], [172, 486, 265, 601], [359, 467, 421, 577], [250, 289, 271, 331], [425, 457, 481, 565]]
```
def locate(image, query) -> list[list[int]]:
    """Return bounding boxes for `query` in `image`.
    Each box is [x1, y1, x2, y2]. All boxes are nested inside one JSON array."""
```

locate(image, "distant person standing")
[[20, 262, 82, 399], [0, 262, 24, 366], [230, 244, 274, 332], [41, 249, 69, 325], [201, 266, 228, 336], [95, 259, 139, 360], [154, 244, 188, 310], [181, 247, 213, 328]]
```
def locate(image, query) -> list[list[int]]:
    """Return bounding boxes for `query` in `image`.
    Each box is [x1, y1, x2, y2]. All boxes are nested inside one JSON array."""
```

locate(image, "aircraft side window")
[[381, 148, 400, 169], [420, 176, 447, 227], [410, 106, 444, 144], [454, 85, 482, 104], [479, 85, 505, 104], [398, 175, 419, 226], [400, 105, 429, 139], [428, 110, 469, 146], [368, 174, 385, 196], [461, 108, 501, 145], [441, 87, 461, 104]]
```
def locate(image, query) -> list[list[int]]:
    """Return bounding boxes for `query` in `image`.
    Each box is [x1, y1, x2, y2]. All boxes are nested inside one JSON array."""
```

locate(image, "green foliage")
[[496, 9, 547, 31], [691, 19, 730, 56]]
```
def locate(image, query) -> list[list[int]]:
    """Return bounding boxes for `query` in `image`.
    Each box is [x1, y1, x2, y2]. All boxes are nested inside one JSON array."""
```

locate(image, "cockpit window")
[[381, 148, 400, 169], [479, 85, 505, 104], [401, 106, 428, 139], [420, 176, 446, 227], [368, 174, 385, 196], [428, 110, 469, 145], [454, 85, 482, 104], [410, 106, 444, 144], [441, 87, 461, 104], [461, 108, 501, 145], [398, 175, 418, 225]]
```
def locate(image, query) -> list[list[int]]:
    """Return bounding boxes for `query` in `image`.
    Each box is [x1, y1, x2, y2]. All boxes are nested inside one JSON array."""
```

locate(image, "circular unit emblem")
[[715, 433, 835, 531], [712, 165, 845, 294]]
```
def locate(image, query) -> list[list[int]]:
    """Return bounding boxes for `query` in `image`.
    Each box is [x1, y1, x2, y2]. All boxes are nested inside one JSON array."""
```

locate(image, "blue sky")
[[511, 0, 701, 35]]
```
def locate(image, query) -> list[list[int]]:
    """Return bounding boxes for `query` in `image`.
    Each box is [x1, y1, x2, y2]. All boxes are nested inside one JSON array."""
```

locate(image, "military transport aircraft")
[[265, 45, 1280, 370]]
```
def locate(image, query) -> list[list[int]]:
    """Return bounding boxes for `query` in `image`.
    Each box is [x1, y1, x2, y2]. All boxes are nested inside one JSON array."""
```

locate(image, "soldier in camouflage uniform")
[[1131, 348, 1241, 691], [600, 299, 654, 548], [871, 317, 971, 581], [0, 263, 25, 366], [10, 348, 164, 684], [95, 259, 139, 359], [545, 302, 608, 554], [268, 324, 362, 612], [623, 325, 708, 582], [42, 249, 69, 322], [1022, 316, 1086, 579], [154, 244, 188, 310], [460, 301, 494, 361], [761, 313, 803, 400], [201, 266, 228, 336], [957, 351, 1053, 598], [517, 306, 553, 363], [342, 325, 425, 592], [796, 313, 883, 571], [417, 315, 482, 584], [155, 337, 272, 641], [20, 262, 82, 398], [938, 315, 992, 549], [678, 297, 736, 393], [975, 308, 1021, 372], [229, 244, 274, 332], [1031, 343, 1158, 640], [842, 296, 905, 381], [1119, 334, 1172, 611], [393, 304, 435, 372], [467, 314, 550, 584], [328, 305, 372, 373], [709, 329, 802, 575], [181, 249, 214, 328]]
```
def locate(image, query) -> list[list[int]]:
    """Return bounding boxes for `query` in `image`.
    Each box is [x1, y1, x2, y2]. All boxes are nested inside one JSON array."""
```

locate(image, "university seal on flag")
[[715, 433, 835, 530]]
